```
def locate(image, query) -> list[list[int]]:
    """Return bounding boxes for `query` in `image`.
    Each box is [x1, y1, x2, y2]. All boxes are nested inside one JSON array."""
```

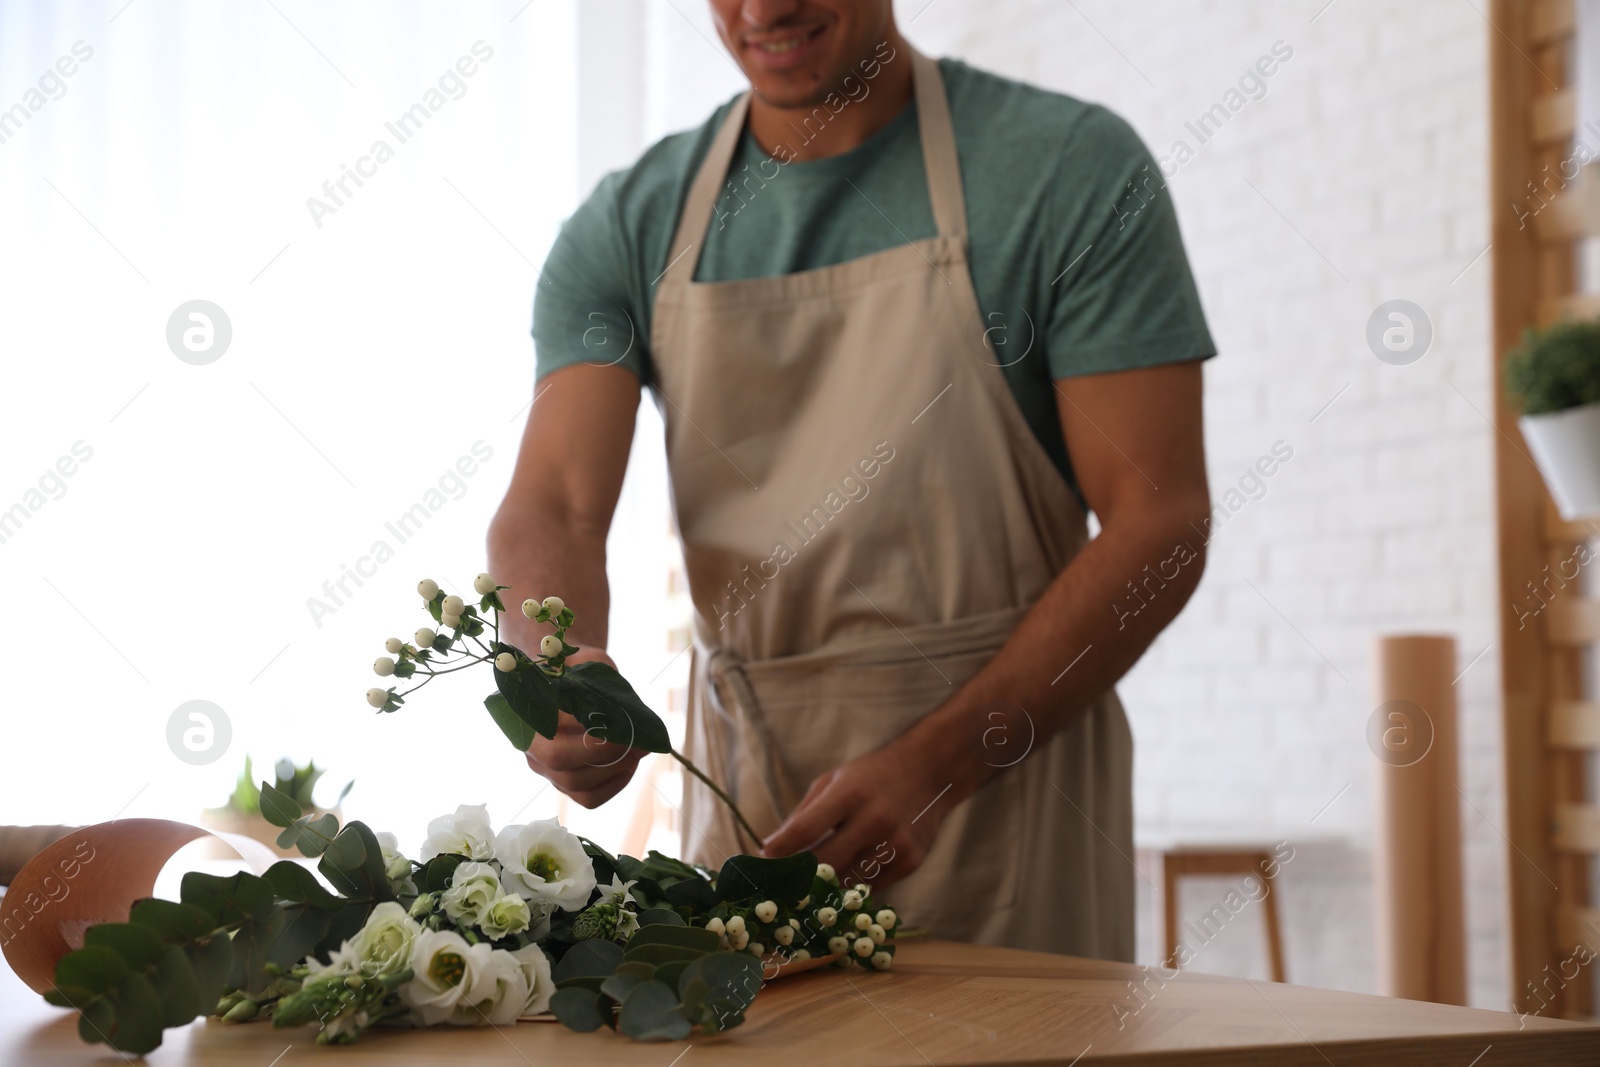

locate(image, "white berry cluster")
[[697, 861, 897, 972], [364, 574, 573, 714]]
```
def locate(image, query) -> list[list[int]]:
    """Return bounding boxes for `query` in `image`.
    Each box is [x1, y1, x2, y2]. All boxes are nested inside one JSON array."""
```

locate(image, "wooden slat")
[[1552, 804, 1600, 852], [1545, 600, 1600, 644], [1532, 89, 1575, 145], [1548, 701, 1600, 747], [1559, 905, 1600, 952], [1530, 0, 1576, 43], [1537, 291, 1600, 326], [1543, 505, 1600, 544], [1533, 167, 1600, 243]]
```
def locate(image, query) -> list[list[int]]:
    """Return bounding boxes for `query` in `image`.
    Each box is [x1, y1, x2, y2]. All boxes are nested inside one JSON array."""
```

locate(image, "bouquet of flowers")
[[42, 575, 897, 1053]]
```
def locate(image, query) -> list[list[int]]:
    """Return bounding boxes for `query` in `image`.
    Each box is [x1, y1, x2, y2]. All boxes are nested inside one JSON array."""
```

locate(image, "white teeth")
[[759, 34, 807, 54]]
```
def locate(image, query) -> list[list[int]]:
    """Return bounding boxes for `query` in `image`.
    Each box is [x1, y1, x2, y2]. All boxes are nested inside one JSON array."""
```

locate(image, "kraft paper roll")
[[1371, 634, 1466, 1005], [0, 818, 276, 994]]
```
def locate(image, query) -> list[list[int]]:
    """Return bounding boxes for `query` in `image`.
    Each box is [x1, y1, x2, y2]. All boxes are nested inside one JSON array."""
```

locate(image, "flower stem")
[[670, 748, 762, 848]]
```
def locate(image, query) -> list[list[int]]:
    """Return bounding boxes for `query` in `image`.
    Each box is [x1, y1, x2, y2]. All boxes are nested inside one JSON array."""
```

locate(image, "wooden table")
[[3, 939, 1597, 1065]]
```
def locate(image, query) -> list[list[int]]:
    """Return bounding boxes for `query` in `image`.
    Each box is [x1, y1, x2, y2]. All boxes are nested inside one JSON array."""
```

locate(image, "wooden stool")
[[1141, 843, 1287, 983]]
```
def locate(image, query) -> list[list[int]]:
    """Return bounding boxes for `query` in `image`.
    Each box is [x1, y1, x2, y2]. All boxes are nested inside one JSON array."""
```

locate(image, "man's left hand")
[[758, 738, 965, 890]]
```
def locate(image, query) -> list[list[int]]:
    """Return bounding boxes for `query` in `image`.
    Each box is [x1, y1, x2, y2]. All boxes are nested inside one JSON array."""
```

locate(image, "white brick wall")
[[637, 0, 1507, 1008]]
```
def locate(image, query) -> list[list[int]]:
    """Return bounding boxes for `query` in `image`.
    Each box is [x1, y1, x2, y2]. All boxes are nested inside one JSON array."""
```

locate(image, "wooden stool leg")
[[1162, 852, 1181, 970], [1256, 852, 1286, 983]]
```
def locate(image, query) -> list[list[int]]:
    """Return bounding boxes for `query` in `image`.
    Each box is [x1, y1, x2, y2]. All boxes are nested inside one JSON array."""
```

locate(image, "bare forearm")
[[486, 500, 612, 658], [904, 507, 1207, 801]]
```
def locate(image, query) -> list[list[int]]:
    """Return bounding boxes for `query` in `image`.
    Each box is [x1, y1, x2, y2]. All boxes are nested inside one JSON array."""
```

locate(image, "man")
[[489, 0, 1213, 962]]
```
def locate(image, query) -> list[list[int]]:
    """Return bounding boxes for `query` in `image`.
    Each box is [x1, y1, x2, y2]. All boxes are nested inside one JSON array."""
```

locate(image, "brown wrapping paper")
[[1371, 634, 1467, 1005], [0, 818, 277, 994]]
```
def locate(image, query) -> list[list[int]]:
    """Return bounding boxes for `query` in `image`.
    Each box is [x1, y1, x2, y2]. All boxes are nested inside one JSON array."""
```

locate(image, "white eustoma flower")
[[510, 943, 555, 1017], [440, 861, 502, 926], [421, 804, 496, 861], [493, 818, 595, 912], [495, 652, 517, 672], [542, 596, 565, 614], [418, 578, 440, 600], [366, 689, 388, 709], [346, 901, 421, 976], [442, 595, 465, 616], [480, 895, 532, 940], [403, 930, 528, 1027], [375, 832, 417, 895], [473, 573, 498, 595], [385, 637, 404, 655], [374, 656, 396, 677], [539, 634, 562, 657]]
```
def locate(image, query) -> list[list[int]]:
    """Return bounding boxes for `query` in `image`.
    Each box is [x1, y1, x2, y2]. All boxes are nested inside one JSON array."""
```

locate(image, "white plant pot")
[[1520, 400, 1600, 520]]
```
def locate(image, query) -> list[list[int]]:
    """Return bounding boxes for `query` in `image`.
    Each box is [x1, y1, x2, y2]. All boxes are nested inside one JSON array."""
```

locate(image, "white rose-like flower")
[[418, 578, 440, 600], [754, 900, 777, 922], [345, 901, 421, 976], [442, 595, 465, 616], [366, 688, 388, 709], [375, 832, 416, 894], [478, 894, 532, 940], [495, 652, 517, 672], [542, 596, 565, 614], [473, 573, 498, 595], [402, 931, 528, 1027], [441, 861, 502, 926], [422, 804, 496, 861], [385, 637, 404, 655], [510, 943, 555, 1017], [415, 627, 437, 648], [539, 634, 562, 658], [374, 656, 396, 677], [493, 818, 596, 912]]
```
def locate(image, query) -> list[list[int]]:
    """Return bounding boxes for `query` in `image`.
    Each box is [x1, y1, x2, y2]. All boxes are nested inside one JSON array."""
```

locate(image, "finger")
[[528, 732, 637, 774], [568, 766, 638, 808], [814, 819, 884, 879], [762, 776, 854, 857], [528, 744, 642, 787]]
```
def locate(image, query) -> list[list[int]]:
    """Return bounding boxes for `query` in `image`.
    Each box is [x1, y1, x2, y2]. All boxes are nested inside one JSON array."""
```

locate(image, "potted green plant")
[[1505, 317, 1600, 519], [201, 756, 352, 855]]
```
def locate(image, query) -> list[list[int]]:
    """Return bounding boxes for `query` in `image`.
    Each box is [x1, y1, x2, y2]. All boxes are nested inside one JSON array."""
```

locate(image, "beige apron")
[[649, 50, 1134, 961]]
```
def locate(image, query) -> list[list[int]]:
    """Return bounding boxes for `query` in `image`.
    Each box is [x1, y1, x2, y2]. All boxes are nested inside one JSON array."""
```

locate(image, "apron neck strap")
[[660, 47, 966, 285]]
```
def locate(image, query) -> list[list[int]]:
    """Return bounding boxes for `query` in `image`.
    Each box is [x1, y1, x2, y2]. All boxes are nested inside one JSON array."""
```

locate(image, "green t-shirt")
[[533, 57, 1215, 495]]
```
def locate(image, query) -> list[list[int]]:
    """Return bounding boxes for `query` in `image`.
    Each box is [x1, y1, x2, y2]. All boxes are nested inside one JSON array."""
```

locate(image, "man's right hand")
[[523, 649, 646, 807]]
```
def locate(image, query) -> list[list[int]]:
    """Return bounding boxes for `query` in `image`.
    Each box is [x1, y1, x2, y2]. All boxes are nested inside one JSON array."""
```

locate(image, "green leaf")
[[484, 692, 537, 751], [553, 938, 625, 984], [151, 944, 202, 1027], [653, 959, 691, 990], [128, 899, 218, 943], [627, 924, 718, 953], [99, 971, 165, 1054], [257, 781, 303, 828], [680, 951, 763, 1013], [52, 946, 128, 1003], [83, 923, 168, 971], [636, 908, 687, 928], [276, 812, 341, 858], [622, 943, 707, 967], [617, 979, 692, 1041], [270, 906, 333, 971], [614, 961, 657, 979], [557, 662, 672, 753], [663, 877, 719, 912], [225, 906, 285, 993], [318, 821, 394, 902], [600, 972, 647, 1003], [549, 987, 606, 1032], [180, 872, 276, 927], [263, 861, 343, 910], [494, 662, 560, 739], [422, 854, 467, 892], [716, 852, 818, 904], [184, 935, 233, 1013]]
